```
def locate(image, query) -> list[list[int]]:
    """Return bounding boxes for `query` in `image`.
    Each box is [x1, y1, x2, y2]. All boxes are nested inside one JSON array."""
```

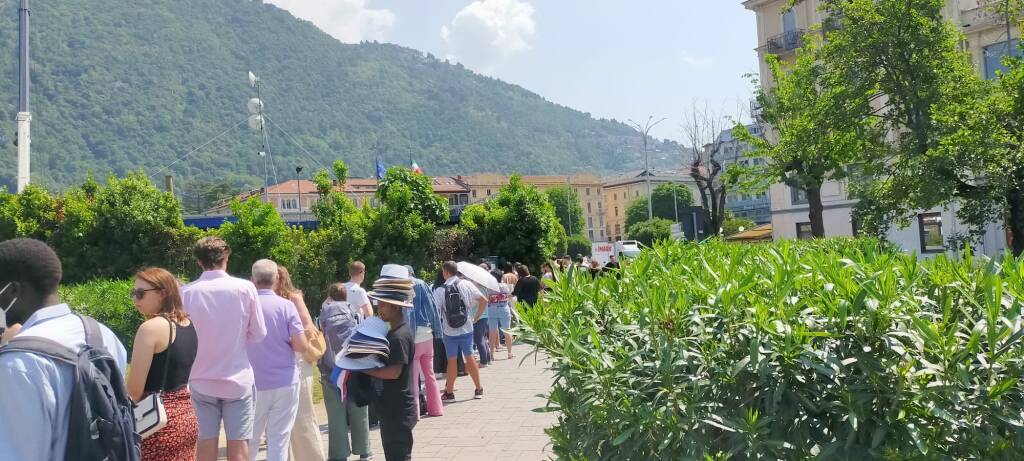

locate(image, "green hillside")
[[0, 0, 679, 193]]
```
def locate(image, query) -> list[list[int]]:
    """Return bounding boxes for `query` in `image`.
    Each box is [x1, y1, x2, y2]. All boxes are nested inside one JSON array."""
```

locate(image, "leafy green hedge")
[[60, 279, 140, 352], [522, 239, 1024, 460]]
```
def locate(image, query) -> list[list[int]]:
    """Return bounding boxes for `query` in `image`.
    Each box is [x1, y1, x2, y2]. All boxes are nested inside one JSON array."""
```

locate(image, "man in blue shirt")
[[0, 238, 128, 461]]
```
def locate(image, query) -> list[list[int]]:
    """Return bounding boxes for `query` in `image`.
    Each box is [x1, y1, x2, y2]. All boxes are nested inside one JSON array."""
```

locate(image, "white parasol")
[[456, 261, 500, 293]]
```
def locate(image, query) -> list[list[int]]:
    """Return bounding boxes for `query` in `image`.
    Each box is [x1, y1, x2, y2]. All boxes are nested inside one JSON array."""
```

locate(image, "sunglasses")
[[130, 288, 160, 300]]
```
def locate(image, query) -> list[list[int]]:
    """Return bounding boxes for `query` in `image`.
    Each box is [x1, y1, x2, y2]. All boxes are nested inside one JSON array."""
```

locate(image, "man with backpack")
[[436, 260, 485, 401], [0, 238, 136, 461]]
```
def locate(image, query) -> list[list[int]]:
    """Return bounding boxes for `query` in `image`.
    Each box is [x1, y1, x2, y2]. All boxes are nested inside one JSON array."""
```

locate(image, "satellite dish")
[[247, 98, 263, 115], [248, 71, 258, 88], [248, 114, 264, 131]]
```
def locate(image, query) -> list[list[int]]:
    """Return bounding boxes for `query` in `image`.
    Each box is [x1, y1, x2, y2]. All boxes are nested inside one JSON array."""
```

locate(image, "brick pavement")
[[238, 348, 557, 460]]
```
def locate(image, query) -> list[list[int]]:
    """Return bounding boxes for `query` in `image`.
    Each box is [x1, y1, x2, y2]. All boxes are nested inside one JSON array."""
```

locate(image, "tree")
[[460, 175, 565, 269], [925, 53, 1024, 255], [624, 183, 696, 230], [738, 38, 878, 238], [817, 0, 989, 246], [682, 102, 745, 237], [219, 197, 290, 276], [626, 218, 673, 247], [545, 186, 586, 237], [567, 235, 592, 258], [361, 167, 449, 277]]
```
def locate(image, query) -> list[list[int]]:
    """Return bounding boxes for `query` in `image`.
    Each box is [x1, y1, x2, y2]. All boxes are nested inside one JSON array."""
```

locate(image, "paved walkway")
[[234, 349, 557, 460]]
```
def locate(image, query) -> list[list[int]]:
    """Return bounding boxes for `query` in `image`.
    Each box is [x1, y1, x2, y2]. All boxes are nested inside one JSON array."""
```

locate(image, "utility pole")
[[628, 116, 666, 220], [566, 175, 573, 236], [16, 0, 31, 193], [295, 166, 303, 215]]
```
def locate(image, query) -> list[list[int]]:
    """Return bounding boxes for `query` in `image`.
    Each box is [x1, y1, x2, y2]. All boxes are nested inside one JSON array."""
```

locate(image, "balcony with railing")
[[962, 2, 1006, 33], [757, 29, 805, 55]]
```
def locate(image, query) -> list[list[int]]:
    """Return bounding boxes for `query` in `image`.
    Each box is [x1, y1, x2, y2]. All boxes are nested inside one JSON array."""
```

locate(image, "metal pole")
[[673, 185, 679, 223], [566, 175, 573, 235], [16, 0, 31, 193], [644, 135, 652, 220]]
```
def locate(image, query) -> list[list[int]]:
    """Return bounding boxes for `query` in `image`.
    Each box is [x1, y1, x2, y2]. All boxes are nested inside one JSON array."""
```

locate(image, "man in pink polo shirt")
[[182, 237, 267, 461]]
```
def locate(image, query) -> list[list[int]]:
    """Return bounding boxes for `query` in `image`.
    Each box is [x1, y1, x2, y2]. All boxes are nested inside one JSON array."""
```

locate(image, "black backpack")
[[0, 314, 141, 461], [444, 282, 468, 329]]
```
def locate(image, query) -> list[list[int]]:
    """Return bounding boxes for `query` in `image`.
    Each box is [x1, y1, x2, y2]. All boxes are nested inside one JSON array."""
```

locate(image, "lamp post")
[[628, 116, 667, 220], [295, 166, 303, 215], [15, 0, 31, 193]]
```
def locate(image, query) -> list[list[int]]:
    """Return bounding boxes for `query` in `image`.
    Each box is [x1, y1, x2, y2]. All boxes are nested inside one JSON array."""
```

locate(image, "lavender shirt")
[[183, 271, 266, 399], [247, 290, 304, 391]]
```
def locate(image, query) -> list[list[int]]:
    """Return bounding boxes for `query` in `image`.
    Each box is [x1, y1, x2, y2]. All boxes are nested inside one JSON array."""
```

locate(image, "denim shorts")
[[487, 306, 512, 331], [191, 387, 256, 440], [442, 332, 474, 359]]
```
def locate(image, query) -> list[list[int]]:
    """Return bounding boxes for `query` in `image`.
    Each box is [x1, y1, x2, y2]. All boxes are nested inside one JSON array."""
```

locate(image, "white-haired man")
[[246, 259, 309, 461]]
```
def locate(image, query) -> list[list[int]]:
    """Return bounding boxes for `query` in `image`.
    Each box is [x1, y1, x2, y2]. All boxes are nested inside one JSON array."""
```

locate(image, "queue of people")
[[0, 236, 549, 461]]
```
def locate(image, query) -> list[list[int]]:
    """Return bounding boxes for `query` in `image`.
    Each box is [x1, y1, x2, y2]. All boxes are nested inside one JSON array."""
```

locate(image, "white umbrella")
[[457, 261, 500, 292]]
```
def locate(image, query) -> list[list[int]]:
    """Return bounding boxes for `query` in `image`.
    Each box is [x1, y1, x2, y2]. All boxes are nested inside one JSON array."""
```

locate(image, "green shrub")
[[522, 239, 1024, 460], [626, 217, 673, 246], [60, 279, 140, 351], [567, 234, 592, 258]]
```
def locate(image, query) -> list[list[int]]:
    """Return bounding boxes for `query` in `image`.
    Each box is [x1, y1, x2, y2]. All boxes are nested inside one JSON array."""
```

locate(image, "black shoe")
[[441, 392, 456, 401], [474, 388, 484, 399]]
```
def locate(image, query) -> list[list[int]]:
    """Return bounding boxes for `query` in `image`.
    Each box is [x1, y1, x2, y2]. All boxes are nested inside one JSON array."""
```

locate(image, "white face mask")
[[0, 282, 17, 330]]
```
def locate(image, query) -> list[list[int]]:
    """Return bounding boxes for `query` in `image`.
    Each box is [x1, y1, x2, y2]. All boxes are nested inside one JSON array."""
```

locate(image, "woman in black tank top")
[[125, 268, 199, 461]]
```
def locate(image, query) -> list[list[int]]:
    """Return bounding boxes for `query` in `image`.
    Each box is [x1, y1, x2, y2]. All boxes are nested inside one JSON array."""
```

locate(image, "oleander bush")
[[522, 239, 1024, 460], [60, 278, 140, 351]]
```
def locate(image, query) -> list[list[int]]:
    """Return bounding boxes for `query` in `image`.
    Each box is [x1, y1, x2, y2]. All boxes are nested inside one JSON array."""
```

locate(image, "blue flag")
[[375, 157, 386, 180]]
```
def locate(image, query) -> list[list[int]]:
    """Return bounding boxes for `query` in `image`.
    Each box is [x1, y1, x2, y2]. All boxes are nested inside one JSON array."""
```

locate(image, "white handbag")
[[134, 318, 174, 439]]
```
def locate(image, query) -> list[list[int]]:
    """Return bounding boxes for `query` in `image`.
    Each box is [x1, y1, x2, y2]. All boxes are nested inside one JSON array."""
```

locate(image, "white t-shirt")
[[345, 282, 370, 318]]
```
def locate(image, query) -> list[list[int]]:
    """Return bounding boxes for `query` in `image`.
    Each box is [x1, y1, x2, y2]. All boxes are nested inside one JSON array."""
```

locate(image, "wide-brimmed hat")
[[367, 266, 415, 308]]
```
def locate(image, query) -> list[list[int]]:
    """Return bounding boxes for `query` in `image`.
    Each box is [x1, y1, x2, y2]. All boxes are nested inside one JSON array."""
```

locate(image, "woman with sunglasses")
[[125, 268, 199, 461]]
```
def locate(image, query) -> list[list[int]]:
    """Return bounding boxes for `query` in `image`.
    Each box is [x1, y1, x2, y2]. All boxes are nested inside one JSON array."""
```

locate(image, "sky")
[[263, 0, 760, 142]]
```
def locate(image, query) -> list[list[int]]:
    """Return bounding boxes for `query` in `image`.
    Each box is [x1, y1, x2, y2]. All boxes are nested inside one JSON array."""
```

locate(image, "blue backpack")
[[0, 314, 140, 461]]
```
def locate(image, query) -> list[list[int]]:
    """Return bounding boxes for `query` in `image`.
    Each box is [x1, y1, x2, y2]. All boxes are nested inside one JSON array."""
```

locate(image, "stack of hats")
[[332, 316, 390, 401], [366, 263, 415, 308]]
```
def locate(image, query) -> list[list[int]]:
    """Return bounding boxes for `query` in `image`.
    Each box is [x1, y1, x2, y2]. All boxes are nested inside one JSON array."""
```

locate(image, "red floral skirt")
[[142, 387, 199, 461]]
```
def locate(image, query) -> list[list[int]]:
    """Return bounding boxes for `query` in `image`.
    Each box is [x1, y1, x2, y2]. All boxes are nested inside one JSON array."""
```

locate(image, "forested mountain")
[[0, 0, 681, 192]]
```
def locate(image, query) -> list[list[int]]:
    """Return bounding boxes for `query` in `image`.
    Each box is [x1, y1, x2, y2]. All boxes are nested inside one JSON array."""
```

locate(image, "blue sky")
[[265, 0, 760, 142]]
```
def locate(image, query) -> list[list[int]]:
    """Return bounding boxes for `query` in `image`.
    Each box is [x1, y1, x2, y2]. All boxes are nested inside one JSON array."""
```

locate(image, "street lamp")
[[628, 116, 667, 220], [295, 166, 303, 215]]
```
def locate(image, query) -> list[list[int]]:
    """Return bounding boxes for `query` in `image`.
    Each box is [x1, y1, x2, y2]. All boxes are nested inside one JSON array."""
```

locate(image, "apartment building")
[[719, 124, 772, 224], [461, 173, 607, 242], [602, 169, 700, 242], [743, 0, 1014, 255]]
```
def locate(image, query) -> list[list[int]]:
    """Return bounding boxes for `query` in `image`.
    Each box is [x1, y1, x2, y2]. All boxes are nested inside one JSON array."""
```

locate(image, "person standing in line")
[[472, 264, 491, 368], [318, 283, 372, 461], [247, 260, 309, 461], [276, 267, 326, 461], [487, 281, 515, 361], [431, 271, 462, 378], [345, 261, 378, 428], [0, 239, 131, 461], [345, 261, 373, 321], [513, 265, 543, 308], [405, 265, 444, 418], [501, 262, 519, 287], [362, 275, 418, 461], [436, 261, 485, 401], [182, 236, 267, 461], [125, 267, 199, 461], [540, 263, 555, 282]]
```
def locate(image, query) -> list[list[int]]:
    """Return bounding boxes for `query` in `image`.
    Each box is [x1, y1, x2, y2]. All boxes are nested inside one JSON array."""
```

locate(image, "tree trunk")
[[806, 185, 825, 238], [1009, 185, 1024, 257]]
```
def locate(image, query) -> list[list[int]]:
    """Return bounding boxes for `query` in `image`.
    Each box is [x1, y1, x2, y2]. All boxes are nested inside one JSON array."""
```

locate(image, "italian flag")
[[411, 161, 423, 175]]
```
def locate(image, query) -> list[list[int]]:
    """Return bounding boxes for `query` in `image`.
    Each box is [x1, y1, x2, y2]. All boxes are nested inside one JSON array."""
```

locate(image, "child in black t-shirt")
[[363, 273, 418, 461]]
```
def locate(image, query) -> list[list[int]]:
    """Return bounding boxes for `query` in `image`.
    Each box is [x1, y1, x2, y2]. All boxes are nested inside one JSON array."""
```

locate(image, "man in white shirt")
[[0, 238, 129, 461], [437, 260, 486, 401], [345, 261, 373, 320]]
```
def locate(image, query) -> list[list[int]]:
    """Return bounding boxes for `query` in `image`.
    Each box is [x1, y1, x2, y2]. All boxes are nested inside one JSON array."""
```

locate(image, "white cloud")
[[680, 51, 714, 71], [441, 0, 536, 74], [266, 0, 395, 44]]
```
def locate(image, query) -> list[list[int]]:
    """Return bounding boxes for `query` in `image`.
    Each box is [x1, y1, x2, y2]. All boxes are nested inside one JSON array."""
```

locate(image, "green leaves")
[[521, 239, 1024, 459]]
